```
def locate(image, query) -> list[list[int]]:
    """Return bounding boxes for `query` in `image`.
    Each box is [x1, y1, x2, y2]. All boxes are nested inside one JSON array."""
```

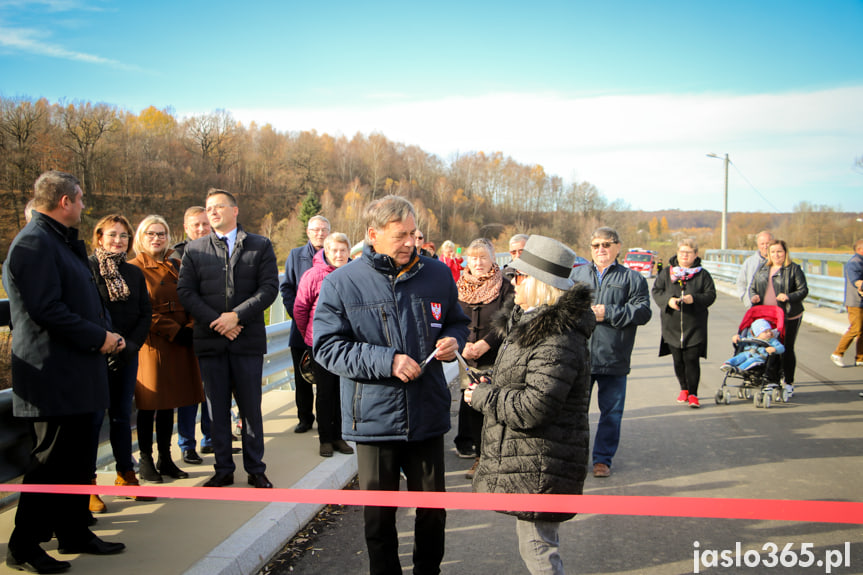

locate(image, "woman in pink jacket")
[[293, 232, 354, 457]]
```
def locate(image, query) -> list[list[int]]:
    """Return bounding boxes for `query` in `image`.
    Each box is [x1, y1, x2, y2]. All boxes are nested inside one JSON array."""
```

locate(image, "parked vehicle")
[[623, 248, 656, 277]]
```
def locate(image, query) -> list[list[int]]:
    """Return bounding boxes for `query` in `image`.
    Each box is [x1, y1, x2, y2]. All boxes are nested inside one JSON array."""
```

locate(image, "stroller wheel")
[[737, 389, 745, 399], [744, 387, 753, 400], [763, 392, 772, 409], [715, 389, 723, 405], [754, 391, 763, 408]]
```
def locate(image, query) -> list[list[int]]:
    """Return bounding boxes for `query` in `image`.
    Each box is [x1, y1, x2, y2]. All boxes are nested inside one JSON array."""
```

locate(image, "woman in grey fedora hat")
[[465, 234, 595, 575]]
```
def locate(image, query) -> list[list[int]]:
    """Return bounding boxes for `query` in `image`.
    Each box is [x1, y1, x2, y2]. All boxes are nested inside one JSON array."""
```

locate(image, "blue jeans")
[[591, 374, 627, 468], [516, 519, 564, 575], [92, 357, 138, 474], [177, 402, 212, 450]]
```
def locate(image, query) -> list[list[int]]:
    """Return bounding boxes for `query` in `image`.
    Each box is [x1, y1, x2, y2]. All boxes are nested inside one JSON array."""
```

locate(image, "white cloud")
[[227, 86, 863, 212]]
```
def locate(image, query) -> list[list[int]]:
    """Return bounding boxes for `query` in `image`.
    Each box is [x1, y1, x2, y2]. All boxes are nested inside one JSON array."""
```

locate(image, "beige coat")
[[129, 250, 204, 410]]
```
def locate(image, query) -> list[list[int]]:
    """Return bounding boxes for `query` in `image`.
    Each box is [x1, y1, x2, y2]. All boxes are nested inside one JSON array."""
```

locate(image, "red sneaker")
[[676, 390, 689, 403], [688, 395, 700, 408]]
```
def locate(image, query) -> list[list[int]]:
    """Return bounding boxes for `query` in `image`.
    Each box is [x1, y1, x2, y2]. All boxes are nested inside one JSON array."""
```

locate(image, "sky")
[[1, 0, 862, 213]]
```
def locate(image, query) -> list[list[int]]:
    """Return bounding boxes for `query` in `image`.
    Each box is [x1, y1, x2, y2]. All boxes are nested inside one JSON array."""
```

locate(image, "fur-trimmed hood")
[[492, 282, 596, 347]]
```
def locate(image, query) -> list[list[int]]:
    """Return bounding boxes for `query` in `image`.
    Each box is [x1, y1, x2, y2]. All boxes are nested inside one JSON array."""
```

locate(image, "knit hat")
[[751, 318, 773, 337], [504, 235, 575, 291]]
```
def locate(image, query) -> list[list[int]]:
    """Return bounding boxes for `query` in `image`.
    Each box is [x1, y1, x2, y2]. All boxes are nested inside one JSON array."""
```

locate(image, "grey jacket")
[[736, 252, 766, 308]]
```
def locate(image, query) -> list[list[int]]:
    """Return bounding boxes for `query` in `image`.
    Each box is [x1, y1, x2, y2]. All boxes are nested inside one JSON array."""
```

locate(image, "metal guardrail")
[[0, 295, 293, 484], [702, 250, 847, 311]]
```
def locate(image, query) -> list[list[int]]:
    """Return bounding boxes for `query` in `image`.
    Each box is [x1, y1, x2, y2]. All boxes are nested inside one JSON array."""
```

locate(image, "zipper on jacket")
[[352, 380, 360, 431], [679, 286, 685, 347], [380, 308, 393, 347], [224, 244, 230, 312]]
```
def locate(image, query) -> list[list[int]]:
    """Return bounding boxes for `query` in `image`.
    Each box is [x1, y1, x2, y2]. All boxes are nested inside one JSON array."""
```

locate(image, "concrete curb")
[[183, 450, 358, 575]]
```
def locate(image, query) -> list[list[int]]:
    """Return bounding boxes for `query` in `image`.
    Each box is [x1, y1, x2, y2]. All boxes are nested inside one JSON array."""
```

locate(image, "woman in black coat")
[[87, 214, 153, 512], [749, 239, 808, 392], [454, 238, 514, 475], [465, 235, 594, 575], [652, 238, 716, 408]]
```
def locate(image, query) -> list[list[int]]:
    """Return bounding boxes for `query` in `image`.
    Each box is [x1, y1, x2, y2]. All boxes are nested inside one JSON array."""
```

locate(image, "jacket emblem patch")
[[430, 302, 442, 321]]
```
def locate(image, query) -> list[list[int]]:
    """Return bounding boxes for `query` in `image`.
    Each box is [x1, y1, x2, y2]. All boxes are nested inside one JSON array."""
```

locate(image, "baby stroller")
[[714, 305, 788, 408]]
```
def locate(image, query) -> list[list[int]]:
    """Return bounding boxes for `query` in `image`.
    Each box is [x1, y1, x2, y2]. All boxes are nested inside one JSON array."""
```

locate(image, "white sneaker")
[[830, 354, 844, 367], [856, 361, 863, 367], [783, 383, 794, 401]]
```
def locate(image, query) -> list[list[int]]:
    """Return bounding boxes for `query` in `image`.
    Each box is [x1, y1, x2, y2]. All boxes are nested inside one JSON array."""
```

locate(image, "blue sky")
[[2, 0, 862, 212]]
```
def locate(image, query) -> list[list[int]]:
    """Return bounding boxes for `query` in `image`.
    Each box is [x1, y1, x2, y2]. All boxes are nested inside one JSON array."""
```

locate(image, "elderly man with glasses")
[[569, 227, 651, 478], [280, 215, 331, 433]]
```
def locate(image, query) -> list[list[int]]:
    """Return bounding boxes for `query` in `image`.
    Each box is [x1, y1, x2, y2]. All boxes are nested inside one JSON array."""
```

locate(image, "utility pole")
[[707, 153, 730, 250]]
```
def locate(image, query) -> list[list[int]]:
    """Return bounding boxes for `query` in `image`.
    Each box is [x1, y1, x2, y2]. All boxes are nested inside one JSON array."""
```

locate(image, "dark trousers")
[[11, 415, 95, 553], [177, 401, 212, 450], [92, 357, 137, 474], [456, 391, 484, 454], [783, 316, 802, 384], [356, 435, 446, 575], [669, 345, 702, 395], [311, 358, 342, 444], [137, 409, 175, 456], [198, 353, 266, 475], [292, 344, 314, 425]]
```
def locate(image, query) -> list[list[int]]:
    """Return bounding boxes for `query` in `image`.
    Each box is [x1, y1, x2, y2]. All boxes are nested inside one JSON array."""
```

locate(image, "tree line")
[[1, 96, 858, 264]]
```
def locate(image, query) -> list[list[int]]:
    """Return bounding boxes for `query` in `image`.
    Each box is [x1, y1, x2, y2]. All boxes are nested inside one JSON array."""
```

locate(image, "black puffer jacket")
[[177, 225, 279, 356], [470, 283, 595, 522]]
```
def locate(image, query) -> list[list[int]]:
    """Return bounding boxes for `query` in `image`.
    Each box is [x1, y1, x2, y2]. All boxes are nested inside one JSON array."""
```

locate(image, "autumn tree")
[[61, 101, 119, 196]]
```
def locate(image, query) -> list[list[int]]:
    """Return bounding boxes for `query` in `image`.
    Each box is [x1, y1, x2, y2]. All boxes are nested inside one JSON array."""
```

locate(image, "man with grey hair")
[[735, 230, 774, 308], [570, 226, 652, 478], [508, 233, 528, 261], [313, 195, 470, 575], [280, 214, 330, 433]]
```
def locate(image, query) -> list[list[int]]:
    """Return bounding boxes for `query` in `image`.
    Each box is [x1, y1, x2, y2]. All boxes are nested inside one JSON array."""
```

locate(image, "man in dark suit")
[[3, 171, 126, 573], [178, 189, 279, 489], [279, 215, 330, 433]]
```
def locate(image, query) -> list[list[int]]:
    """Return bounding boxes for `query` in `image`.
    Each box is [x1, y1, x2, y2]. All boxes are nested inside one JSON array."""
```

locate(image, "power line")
[[728, 160, 783, 213]]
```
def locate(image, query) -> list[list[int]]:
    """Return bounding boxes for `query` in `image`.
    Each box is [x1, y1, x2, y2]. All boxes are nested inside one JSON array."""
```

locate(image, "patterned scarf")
[[670, 265, 702, 285], [94, 247, 130, 302], [457, 263, 503, 304]]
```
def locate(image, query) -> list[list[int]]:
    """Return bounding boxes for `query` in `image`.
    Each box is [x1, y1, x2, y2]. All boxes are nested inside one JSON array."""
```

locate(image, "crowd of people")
[[5, 169, 860, 575]]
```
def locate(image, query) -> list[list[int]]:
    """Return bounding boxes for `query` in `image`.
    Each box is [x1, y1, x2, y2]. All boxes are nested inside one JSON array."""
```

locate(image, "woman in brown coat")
[[129, 215, 204, 482]]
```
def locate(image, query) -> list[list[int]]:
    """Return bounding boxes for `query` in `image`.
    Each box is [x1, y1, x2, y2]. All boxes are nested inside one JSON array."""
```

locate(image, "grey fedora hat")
[[506, 235, 575, 291]]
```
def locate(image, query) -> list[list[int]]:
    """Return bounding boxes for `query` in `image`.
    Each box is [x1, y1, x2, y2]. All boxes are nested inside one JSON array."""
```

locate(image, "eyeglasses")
[[509, 248, 524, 256], [590, 241, 617, 250], [511, 272, 527, 285], [415, 235, 424, 240], [144, 231, 168, 239], [308, 227, 329, 234], [104, 232, 130, 240]]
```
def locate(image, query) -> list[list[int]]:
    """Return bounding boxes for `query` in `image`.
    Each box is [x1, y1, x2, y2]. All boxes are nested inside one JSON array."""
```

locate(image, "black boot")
[[138, 452, 163, 483], [157, 452, 189, 479]]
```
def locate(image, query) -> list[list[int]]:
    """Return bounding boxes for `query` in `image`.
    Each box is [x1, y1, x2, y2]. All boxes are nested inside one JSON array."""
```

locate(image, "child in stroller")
[[715, 306, 791, 408], [721, 318, 785, 373]]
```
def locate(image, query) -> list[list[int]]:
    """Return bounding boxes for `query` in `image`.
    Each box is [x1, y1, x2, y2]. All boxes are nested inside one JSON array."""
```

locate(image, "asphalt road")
[[264, 287, 863, 575]]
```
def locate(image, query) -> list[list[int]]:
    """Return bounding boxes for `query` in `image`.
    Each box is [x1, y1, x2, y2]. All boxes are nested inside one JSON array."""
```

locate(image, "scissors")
[[418, 348, 438, 371], [454, 350, 480, 385]]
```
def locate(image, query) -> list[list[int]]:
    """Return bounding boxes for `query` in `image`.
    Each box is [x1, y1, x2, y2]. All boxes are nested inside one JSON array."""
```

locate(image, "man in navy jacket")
[[178, 189, 279, 489], [279, 215, 330, 433], [4, 171, 126, 572], [570, 227, 651, 478], [313, 195, 469, 575]]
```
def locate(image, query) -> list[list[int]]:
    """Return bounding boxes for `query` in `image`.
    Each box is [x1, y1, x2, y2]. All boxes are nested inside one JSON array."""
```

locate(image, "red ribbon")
[[3, 484, 861, 524]]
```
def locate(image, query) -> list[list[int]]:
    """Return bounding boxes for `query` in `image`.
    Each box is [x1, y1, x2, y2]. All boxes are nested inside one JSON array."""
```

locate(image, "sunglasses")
[[590, 241, 616, 250], [511, 272, 527, 285], [509, 248, 524, 256]]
